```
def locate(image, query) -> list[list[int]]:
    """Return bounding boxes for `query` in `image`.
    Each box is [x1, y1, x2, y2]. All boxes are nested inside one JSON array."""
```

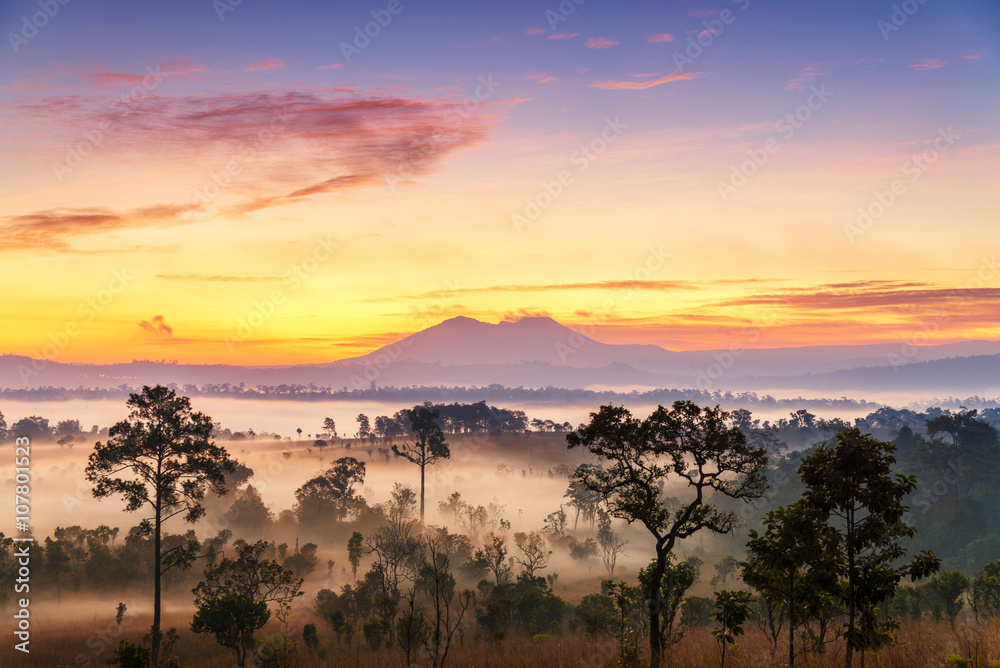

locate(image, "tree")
[[356, 414, 371, 442], [392, 406, 450, 523], [710, 556, 741, 589], [927, 570, 970, 628], [742, 503, 839, 665], [798, 428, 940, 667], [86, 385, 236, 667], [711, 590, 753, 668], [419, 536, 474, 667], [10, 416, 50, 439], [597, 509, 628, 578], [565, 464, 602, 530], [348, 531, 364, 581], [512, 531, 550, 577], [294, 457, 366, 524], [323, 417, 338, 439], [971, 560, 1000, 620], [0, 409, 7, 441], [191, 540, 303, 668], [567, 402, 769, 668]]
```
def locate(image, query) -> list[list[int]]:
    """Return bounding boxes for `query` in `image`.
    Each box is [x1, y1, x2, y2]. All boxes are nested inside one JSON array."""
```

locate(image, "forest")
[[2, 387, 1000, 668]]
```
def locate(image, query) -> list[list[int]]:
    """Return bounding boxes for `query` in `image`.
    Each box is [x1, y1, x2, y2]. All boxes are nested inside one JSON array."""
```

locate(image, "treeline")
[[0, 382, 889, 411]]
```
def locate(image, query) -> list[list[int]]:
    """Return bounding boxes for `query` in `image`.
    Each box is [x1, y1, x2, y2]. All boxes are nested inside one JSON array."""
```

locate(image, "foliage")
[[567, 401, 769, 668]]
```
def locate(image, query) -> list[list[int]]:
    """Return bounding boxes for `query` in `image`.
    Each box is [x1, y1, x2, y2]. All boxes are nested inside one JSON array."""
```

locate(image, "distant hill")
[[2, 315, 999, 396]]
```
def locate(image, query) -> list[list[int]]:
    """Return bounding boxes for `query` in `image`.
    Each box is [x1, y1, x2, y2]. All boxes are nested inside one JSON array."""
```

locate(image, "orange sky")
[[2, 1, 999, 365]]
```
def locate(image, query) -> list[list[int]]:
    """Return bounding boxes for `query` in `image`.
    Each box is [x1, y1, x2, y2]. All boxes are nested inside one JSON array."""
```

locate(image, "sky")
[[1, 0, 999, 365]]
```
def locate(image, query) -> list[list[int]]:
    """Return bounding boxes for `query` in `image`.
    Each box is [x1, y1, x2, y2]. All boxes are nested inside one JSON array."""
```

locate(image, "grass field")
[[7, 608, 998, 667]]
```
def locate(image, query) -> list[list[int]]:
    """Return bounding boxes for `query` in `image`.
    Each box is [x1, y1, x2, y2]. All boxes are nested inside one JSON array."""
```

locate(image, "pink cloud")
[[962, 51, 985, 60], [548, 33, 578, 40], [585, 37, 619, 49], [525, 27, 545, 36], [319, 63, 345, 70], [78, 70, 149, 85], [590, 72, 699, 90], [909, 57, 945, 72], [647, 33, 675, 43], [525, 74, 559, 84], [784, 63, 830, 91], [244, 59, 283, 72]]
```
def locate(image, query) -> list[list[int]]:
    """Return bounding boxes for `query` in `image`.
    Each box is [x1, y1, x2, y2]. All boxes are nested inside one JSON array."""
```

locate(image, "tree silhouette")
[[392, 406, 450, 523], [191, 540, 303, 667], [567, 402, 768, 668], [798, 428, 940, 667], [85, 385, 236, 667]]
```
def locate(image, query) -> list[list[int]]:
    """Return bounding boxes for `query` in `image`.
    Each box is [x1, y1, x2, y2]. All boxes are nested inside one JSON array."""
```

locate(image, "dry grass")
[[5, 611, 999, 667]]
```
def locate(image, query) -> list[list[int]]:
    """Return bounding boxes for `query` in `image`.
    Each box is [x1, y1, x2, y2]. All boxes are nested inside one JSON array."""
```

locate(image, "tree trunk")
[[152, 492, 162, 668], [846, 507, 855, 668], [788, 572, 795, 668], [420, 459, 426, 524], [649, 548, 667, 668]]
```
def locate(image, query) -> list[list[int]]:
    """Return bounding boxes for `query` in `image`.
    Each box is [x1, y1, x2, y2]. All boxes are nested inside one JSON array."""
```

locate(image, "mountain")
[[2, 315, 1000, 396]]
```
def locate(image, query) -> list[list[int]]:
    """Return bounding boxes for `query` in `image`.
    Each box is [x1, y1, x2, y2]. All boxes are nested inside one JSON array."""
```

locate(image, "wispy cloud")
[[548, 32, 578, 40], [784, 63, 833, 91], [0, 204, 200, 251], [157, 274, 282, 282], [525, 74, 559, 84], [244, 58, 283, 72], [13, 89, 503, 215], [585, 37, 619, 49], [524, 27, 545, 36], [590, 72, 699, 90], [318, 63, 345, 70], [647, 33, 675, 43], [909, 57, 946, 71]]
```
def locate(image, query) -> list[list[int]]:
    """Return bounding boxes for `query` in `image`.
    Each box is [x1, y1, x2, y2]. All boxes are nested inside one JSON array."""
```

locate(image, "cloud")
[[14, 89, 502, 215], [501, 309, 552, 322], [784, 63, 832, 91], [77, 60, 206, 87], [590, 72, 699, 90], [548, 33, 578, 40], [319, 63, 345, 70], [139, 315, 174, 337], [368, 280, 700, 302], [647, 33, 675, 43], [524, 27, 545, 36], [244, 59, 283, 72], [0, 203, 200, 251], [525, 74, 559, 84], [78, 70, 150, 86], [909, 57, 946, 71], [585, 37, 619, 49], [157, 274, 282, 282], [709, 280, 1000, 312]]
